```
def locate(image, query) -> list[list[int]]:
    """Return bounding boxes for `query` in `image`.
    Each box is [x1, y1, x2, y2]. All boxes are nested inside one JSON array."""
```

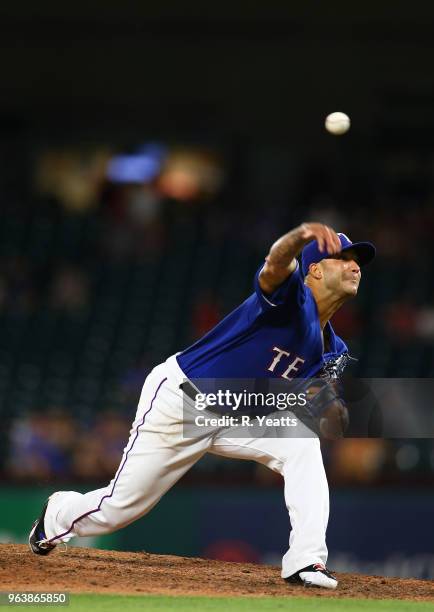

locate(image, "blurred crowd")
[[1, 140, 434, 485], [5, 410, 130, 482], [3, 410, 434, 487]]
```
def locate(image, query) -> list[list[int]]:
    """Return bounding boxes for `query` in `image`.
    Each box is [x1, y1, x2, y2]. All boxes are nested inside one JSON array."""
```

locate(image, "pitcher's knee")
[[281, 437, 320, 461], [73, 509, 130, 535], [95, 497, 151, 532]]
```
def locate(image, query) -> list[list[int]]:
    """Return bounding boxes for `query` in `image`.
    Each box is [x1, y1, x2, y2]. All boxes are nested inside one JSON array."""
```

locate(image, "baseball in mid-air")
[[325, 112, 351, 135]]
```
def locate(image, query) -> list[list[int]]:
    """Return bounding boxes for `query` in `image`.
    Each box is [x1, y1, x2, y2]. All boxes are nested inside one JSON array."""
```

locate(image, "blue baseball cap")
[[301, 232, 376, 277]]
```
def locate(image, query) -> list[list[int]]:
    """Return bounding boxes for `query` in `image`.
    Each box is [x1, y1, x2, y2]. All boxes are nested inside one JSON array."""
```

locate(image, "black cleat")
[[28, 499, 56, 556], [285, 563, 338, 589]]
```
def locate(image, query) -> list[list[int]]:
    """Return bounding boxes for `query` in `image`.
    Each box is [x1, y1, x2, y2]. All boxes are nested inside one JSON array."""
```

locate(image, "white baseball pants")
[[43, 354, 330, 578]]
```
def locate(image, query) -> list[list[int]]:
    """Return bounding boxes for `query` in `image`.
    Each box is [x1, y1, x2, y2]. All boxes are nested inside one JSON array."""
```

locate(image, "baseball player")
[[29, 222, 375, 590]]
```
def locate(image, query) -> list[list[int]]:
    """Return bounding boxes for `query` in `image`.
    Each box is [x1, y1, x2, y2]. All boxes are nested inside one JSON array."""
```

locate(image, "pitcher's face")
[[320, 249, 361, 297]]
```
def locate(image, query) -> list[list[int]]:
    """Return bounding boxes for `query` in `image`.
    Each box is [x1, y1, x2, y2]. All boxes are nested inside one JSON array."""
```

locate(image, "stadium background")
[[1, 1, 434, 580]]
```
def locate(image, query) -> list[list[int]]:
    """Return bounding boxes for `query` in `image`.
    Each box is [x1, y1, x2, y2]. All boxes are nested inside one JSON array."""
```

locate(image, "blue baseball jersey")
[[177, 262, 348, 381]]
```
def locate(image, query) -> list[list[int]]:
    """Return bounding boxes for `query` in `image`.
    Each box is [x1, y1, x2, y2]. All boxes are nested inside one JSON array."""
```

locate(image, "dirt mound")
[[1, 544, 433, 601]]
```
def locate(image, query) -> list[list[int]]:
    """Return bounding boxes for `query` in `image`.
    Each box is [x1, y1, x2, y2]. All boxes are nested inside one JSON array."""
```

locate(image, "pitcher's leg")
[[44, 439, 205, 543], [209, 435, 329, 579], [42, 372, 209, 545], [280, 438, 329, 578]]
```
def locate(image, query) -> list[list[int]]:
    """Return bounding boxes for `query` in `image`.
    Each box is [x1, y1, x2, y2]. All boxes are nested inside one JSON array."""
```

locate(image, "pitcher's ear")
[[308, 262, 323, 280]]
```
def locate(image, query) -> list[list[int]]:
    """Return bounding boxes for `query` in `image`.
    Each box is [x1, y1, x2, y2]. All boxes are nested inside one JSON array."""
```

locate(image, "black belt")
[[179, 381, 200, 403], [179, 381, 225, 416]]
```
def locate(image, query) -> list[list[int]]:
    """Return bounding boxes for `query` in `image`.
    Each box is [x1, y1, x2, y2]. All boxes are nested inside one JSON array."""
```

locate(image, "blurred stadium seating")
[[0, 143, 433, 486]]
